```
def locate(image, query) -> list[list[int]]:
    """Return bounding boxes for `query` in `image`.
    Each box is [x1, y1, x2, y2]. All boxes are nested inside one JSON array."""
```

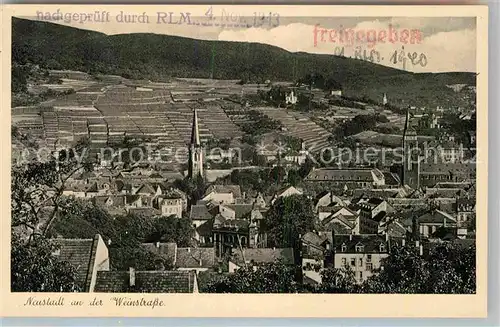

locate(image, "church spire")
[[188, 108, 204, 179], [190, 109, 200, 146], [403, 106, 410, 136]]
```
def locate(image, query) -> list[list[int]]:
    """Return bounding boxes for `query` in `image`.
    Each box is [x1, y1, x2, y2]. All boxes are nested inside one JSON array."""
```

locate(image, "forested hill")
[[12, 17, 476, 108]]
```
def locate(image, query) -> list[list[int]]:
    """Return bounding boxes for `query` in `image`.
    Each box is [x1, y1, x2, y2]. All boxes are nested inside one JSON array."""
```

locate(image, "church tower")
[[188, 109, 204, 179], [402, 107, 420, 189]]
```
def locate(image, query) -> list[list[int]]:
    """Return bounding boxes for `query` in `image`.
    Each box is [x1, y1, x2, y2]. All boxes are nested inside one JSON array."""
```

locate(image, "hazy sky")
[[22, 15, 477, 73]]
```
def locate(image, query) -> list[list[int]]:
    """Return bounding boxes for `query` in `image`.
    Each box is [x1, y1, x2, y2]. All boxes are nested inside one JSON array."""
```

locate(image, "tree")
[[173, 176, 206, 206], [298, 157, 315, 178], [325, 77, 342, 92], [203, 261, 299, 293], [11, 137, 93, 239], [467, 213, 476, 232], [146, 216, 193, 246], [362, 245, 429, 293], [315, 267, 359, 293], [363, 243, 476, 294], [264, 195, 317, 248], [269, 166, 286, 184], [11, 234, 79, 292], [286, 169, 301, 186]]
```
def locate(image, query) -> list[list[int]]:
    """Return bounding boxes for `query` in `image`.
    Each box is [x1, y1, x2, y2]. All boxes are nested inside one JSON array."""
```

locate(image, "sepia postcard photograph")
[[0, 4, 489, 318]]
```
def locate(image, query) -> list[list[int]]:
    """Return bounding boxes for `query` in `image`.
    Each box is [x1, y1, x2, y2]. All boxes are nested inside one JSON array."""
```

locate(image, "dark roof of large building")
[[225, 204, 254, 219], [351, 189, 400, 199], [141, 242, 177, 264], [212, 215, 250, 231], [231, 248, 295, 266], [306, 168, 383, 182], [333, 235, 389, 254], [302, 232, 326, 246], [418, 210, 457, 224], [94, 270, 196, 293], [175, 247, 216, 269], [190, 204, 212, 220]]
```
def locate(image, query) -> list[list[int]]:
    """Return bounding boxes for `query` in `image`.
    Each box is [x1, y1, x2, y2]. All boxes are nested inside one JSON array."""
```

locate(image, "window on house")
[[350, 258, 356, 266], [379, 243, 386, 252], [359, 271, 363, 279], [366, 262, 373, 271], [367, 254, 372, 263], [341, 243, 347, 252], [355, 244, 364, 252], [341, 258, 347, 267], [359, 258, 363, 266]]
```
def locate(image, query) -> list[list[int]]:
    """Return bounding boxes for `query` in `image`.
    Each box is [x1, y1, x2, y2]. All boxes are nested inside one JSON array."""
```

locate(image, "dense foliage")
[[241, 110, 283, 136], [11, 137, 93, 237], [333, 114, 391, 139], [202, 261, 300, 293], [264, 194, 317, 248], [363, 243, 476, 293], [11, 234, 80, 292], [201, 242, 475, 294], [49, 197, 194, 270]]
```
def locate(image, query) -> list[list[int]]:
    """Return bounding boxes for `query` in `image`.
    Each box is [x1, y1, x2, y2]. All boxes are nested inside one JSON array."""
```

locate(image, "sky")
[[23, 15, 477, 73]]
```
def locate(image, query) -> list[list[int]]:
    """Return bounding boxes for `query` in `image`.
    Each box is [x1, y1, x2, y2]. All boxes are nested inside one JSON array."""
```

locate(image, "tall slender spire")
[[403, 106, 410, 137], [190, 109, 200, 146]]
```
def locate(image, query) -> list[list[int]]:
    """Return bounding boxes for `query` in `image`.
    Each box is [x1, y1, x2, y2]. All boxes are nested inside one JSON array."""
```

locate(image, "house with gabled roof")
[[417, 210, 458, 238], [271, 186, 303, 204], [52, 234, 110, 292], [319, 205, 358, 222], [402, 209, 458, 238], [202, 184, 243, 204], [332, 234, 390, 283], [314, 191, 345, 213]]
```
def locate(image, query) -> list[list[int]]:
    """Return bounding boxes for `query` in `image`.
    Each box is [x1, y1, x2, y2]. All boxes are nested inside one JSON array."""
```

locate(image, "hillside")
[[12, 17, 476, 108]]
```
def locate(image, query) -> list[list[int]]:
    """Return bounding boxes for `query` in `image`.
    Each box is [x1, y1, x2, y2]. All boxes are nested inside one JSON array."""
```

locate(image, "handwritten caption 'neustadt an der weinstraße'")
[[35, 7, 280, 28], [24, 296, 165, 309]]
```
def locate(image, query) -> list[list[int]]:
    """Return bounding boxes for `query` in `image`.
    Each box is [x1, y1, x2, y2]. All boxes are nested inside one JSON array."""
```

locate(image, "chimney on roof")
[[187, 247, 191, 253], [419, 243, 424, 256], [349, 234, 353, 241], [415, 240, 420, 248], [129, 267, 136, 287], [402, 238, 406, 246], [199, 258, 203, 267], [156, 241, 160, 248], [385, 233, 389, 242]]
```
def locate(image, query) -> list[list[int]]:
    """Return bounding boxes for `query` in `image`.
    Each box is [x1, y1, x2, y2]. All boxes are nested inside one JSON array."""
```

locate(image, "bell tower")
[[402, 107, 420, 189]]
